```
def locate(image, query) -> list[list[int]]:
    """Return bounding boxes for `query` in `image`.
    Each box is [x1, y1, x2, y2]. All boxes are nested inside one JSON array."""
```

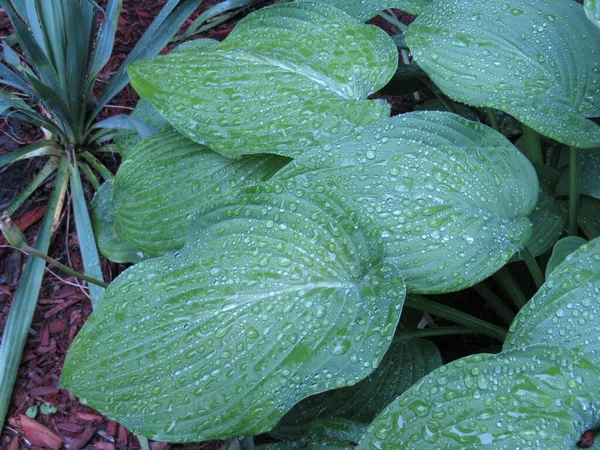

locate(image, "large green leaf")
[[406, 0, 600, 148], [555, 148, 600, 200], [61, 181, 406, 442], [90, 181, 146, 264], [545, 236, 588, 278], [297, 0, 432, 20], [128, 1, 397, 158], [272, 338, 442, 439], [275, 111, 538, 293], [585, 0, 600, 29], [260, 418, 367, 449], [358, 345, 600, 449], [504, 237, 600, 367], [113, 131, 289, 256]]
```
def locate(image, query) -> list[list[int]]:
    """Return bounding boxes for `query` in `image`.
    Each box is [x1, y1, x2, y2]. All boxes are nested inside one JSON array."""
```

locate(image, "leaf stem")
[[379, 10, 408, 33], [568, 146, 580, 236], [521, 125, 544, 167], [240, 436, 255, 450], [485, 108, 499, 131], [80, 151, 114, 181], [472, 282, 515, 325], [420, 78, 458, 114], [492, 268, 528, 310], [521, 247, 544, 289], [396, 327, 481, 340], [404, 295, 507, 341]]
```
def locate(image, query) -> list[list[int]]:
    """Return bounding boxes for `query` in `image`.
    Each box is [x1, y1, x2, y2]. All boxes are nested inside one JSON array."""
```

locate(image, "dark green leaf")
[[545, 236, 588, 278], [555, 148, 600, 200], [129, 2, 397, 158], [358, 345, 600, 449], [406, 0, 600, 148], [579, 195, 600, 240]]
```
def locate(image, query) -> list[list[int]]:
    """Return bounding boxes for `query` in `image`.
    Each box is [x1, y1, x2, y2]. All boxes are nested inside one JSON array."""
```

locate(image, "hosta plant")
[[0, 0, 265, 435], [56, 0, 600, 448]]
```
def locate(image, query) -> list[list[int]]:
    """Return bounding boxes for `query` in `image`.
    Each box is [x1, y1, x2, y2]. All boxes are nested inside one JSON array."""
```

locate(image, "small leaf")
[[62, 181, 405, 442], [39, 402, 57, 415], [358, 345, 600, 449], [545, 236, 588, 278], [90, 181, 146, 264], [114, 131, 289, 255], [504, 237, 600, 367], [276, 111, 538, 293], [585, 0, 600, 29], [129, 2, 397, 158], [406, 0, 600, 148], [273, 338, 442, 439], [555, 148, 600, 200], [25, 405, 37, 419]]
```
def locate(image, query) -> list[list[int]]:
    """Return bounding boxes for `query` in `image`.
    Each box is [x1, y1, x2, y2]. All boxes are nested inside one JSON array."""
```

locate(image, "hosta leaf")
[[275, 111, 537, 293], [61, 182, 406, 442], [90, 181, 146, 264], [297, 0, 431, 20], [262, 418, 367, 449], [406, 0, 600, 148], [358, 345, 600, 449], [113, 131, 289, 256], [545, 236, 588, 278], [128, 2, 397, 158], [555, 148, 600, 200], [273, 338, 442, 439], [579, 195, 600, 240], [511, 183, 567, 261], [585, 0, 600, 29], [504, 237, 600, 366]]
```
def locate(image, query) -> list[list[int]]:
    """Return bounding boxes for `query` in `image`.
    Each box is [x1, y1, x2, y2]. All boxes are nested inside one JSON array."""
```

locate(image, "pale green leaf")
[[358, 345, 600, 449], [585, 0, 600, 29], [113, 131, 289, 256], [504, 237, 600, 367], [545, 236, 588, 278], [275, 111, 538, 293], [273, 338, 441, 439], [90, 181, 147, 264], [128, 2, 397, 158], [296, 0, 431, 20], [61, 182, 405, 442], [406, 0, 600, 148], [579, 195, 600, 240], [555, 148, 600, 200]]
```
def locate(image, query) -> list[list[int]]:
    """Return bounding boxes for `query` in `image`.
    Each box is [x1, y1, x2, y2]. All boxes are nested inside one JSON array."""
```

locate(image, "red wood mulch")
[[0, 2, 420, 449]]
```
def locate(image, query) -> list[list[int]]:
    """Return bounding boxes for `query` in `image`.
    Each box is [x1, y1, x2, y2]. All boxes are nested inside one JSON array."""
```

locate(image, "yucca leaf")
[[88, 0, 122, 90], [0, 140, 57, 169]]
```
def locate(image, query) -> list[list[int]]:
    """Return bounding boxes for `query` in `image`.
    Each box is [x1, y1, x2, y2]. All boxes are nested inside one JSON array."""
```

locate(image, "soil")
[[0, 2, 424, 449]]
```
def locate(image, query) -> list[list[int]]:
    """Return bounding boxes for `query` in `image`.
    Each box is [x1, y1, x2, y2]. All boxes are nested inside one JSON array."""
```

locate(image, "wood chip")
[[8, 414, 64, 450], [66, 426, 96, 450]]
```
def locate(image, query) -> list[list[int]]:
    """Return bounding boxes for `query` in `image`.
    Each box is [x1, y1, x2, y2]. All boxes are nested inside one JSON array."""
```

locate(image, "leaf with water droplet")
[[276, 111, 538, 293], [90, 180, 147, 264], [61, 182, 405, 442], [545, 236, 588, 278], [272, 337, 442, 440], [296, 0, 431, 20], [113, 131, 289, 256], [406, 0, 600, 148], [128, 2, 397, 158], [259, 418, 366, 449], [358, 345, 600, 449], [504, 237, 600, 367], [585, 0, 600, 29]]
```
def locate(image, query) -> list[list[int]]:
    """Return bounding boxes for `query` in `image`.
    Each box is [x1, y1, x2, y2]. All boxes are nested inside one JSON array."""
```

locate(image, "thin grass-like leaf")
[[0, 155, 69, 432], [0, 140, 56, 169], [176, 0, 254, 41], [88, 0, 122, 86], [6, 157, 60, 214], [69, 149, 105, 307], [91, 0, 205, 121]]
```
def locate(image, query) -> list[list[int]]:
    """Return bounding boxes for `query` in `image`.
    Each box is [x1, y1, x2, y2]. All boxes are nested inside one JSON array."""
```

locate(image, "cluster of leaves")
[[49, 0, 600, 447]]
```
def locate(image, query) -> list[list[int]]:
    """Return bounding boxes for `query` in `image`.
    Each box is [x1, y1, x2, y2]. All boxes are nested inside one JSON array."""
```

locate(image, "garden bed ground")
[[0, 1, 430, 448]]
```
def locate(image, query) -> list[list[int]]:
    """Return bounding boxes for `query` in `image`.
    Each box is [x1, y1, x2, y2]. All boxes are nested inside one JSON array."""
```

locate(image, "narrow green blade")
[[0, 155, 69, 431], [69, 150, 105, 307]]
